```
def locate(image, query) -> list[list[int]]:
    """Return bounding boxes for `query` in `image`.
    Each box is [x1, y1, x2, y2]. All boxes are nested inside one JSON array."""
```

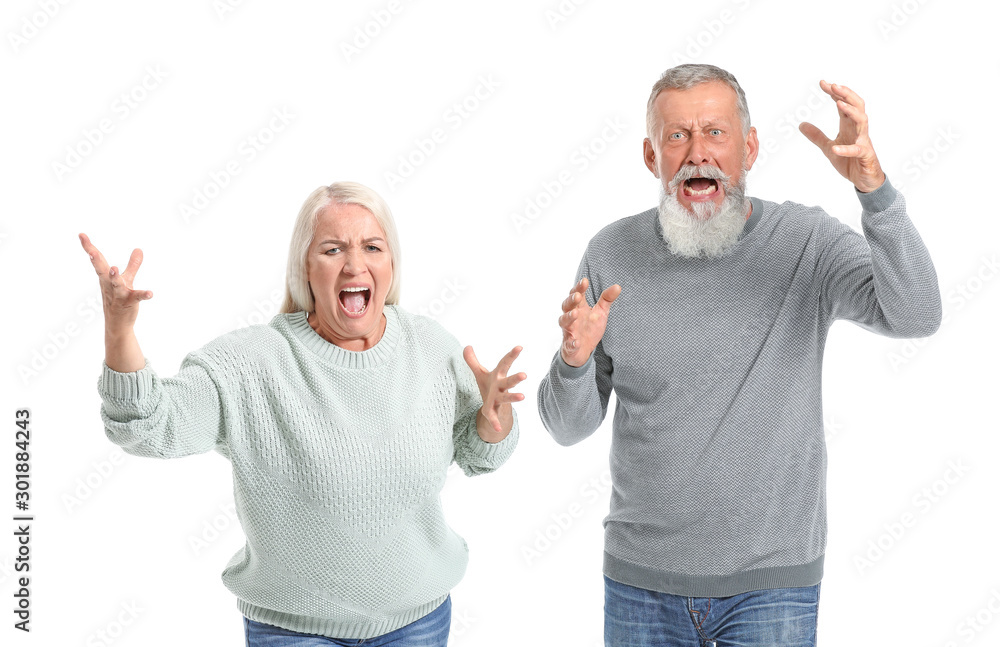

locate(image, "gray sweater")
[[537, 178, 940, 597]]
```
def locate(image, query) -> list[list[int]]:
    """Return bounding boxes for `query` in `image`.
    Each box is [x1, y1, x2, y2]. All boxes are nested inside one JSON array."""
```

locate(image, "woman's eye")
[[324, 248, 340, 255], [366, 244, 381, 252]]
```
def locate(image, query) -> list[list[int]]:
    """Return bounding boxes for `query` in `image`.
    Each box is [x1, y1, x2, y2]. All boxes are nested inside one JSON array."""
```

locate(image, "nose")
[[341, 248, 365, 275], [685, 132, 711, 167]]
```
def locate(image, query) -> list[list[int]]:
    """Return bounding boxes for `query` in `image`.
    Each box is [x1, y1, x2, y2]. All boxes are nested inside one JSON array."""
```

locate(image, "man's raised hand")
[[559, 277, 621, 368], [799, 80, 886, 193]]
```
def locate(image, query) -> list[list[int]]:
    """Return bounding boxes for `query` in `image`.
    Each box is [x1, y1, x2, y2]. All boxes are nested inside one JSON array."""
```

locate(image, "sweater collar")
[[284, 305, 401, 369]]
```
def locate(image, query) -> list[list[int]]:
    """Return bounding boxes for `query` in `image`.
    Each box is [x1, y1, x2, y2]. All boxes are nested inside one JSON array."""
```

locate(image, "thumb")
[[595, 284, 622, 315], [463, 345, 483, 373], [798, 122, 831, 152]]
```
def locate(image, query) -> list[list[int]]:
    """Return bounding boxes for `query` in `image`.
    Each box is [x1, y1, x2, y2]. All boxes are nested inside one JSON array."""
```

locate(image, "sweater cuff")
[[856, 175, 898, 213], [554, 352, 595, 380], [465, 410, 519, 458], [99, 360, 155, 401]]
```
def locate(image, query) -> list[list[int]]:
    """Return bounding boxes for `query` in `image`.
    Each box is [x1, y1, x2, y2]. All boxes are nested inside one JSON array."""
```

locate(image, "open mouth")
[[682, 177, 720, 199], [338, 287, 371, 317]]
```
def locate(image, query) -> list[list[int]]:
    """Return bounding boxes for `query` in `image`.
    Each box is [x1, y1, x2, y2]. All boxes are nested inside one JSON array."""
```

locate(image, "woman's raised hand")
[[463, 345, 526, 443], [79, 233, 151, 372]]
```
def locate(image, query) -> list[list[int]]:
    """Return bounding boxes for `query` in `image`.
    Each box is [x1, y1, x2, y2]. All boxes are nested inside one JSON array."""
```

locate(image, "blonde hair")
[[280, 181, 402, 313]]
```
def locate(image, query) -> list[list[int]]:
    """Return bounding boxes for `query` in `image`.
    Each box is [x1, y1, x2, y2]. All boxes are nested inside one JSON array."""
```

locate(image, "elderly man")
[[537, 64, 940, 646]]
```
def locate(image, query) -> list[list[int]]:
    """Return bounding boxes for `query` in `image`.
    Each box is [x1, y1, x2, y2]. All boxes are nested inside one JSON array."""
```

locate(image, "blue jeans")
[[604, 576, 819, 647], [244, 596, 450, 646]]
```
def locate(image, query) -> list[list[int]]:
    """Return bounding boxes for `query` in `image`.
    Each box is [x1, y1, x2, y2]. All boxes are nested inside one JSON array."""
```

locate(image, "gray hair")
[[280, 181, 402, 314], [645, 64, 751, 139]]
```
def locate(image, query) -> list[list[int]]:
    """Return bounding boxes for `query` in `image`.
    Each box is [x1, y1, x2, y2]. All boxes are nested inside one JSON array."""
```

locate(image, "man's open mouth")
[[338, 287, 371, 316], [682, 177, 720, 197]]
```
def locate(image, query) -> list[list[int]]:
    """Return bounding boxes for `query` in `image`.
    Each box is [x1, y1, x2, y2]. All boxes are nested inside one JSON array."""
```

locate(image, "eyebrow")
[[317, 237, 387, 245]]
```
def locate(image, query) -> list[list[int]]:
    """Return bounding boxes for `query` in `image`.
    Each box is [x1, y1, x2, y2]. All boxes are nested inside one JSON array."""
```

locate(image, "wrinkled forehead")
[[653, 81, 741, 128], [313, 203, 386, 241]]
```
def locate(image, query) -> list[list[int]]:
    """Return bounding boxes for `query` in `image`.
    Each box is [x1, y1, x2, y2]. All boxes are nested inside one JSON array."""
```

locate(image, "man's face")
[[643, 81, 759, 216]]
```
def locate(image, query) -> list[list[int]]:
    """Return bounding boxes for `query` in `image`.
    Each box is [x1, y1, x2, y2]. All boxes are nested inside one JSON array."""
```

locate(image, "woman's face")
[[306, 202, 393, 351]]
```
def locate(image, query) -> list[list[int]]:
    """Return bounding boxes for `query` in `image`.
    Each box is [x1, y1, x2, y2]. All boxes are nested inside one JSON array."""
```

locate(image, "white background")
[[2, 0, 998, 645]]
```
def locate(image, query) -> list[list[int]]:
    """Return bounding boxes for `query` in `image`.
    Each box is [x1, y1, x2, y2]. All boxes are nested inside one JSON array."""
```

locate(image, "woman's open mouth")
[[338, 287, 371, 317]]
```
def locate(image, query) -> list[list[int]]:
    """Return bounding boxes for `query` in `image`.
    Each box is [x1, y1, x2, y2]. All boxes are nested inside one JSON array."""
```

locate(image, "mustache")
[[668, 165, 731, 191]]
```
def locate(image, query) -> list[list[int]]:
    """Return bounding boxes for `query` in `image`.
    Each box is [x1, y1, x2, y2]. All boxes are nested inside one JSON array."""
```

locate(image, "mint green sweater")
[[97, 305, 518, 639]]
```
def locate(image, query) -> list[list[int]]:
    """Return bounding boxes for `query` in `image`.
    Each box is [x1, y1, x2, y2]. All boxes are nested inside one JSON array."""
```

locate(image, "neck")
[[307, 310, 387, 352]]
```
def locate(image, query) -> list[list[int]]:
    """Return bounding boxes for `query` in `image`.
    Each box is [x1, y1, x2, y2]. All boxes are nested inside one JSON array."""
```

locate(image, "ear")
[[743, 126, 760, 172], [643, 138, 659, 178]]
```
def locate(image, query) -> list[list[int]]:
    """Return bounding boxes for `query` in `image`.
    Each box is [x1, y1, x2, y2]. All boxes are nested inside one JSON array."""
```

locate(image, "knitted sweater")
[[97, 305, 518, 638], [537, 178, 940, 597]]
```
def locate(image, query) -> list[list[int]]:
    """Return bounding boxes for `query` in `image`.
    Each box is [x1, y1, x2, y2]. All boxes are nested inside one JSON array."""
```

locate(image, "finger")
[[132, 289, 154, 302], [798, 122, 831, 151], [561, 290, 582, 313], [79, 233, 111, 275], [499, 372, 527, 391], [827, 82, 865, 111], [495, 346, 523, 376], [463, 345, 484, 374], [558, 309, 579, 330], [487, 410, 502, 433], [121, 248, 144, 283], [830, 143, 865, 158], [493, 391, 525, 404], [834, 100, 868, 133], [594, 284, 622, 314]]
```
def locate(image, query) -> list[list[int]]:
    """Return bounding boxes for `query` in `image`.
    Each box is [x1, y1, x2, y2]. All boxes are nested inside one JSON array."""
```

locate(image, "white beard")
[[657, 169, 750, 258]]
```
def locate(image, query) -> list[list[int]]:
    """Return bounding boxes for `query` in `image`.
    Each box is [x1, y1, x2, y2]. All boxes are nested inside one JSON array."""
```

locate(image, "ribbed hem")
[[99, 360, 155, 400], [237, 594, 448, 640], [464, 411, 519, 457], [282, 306, 401, 368], [604, 551, 824, 598], [857, 174, 897, 213], [554, 352, 594, 379]]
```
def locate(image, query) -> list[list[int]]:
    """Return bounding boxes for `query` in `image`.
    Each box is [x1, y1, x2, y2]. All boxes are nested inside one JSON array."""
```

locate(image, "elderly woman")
[[81, 181, 524, 647]]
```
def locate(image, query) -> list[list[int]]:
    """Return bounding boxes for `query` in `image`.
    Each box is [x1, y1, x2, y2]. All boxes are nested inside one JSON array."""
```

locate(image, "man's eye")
[[669, 132, 684, 140], [710, 129, 722, 136]]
